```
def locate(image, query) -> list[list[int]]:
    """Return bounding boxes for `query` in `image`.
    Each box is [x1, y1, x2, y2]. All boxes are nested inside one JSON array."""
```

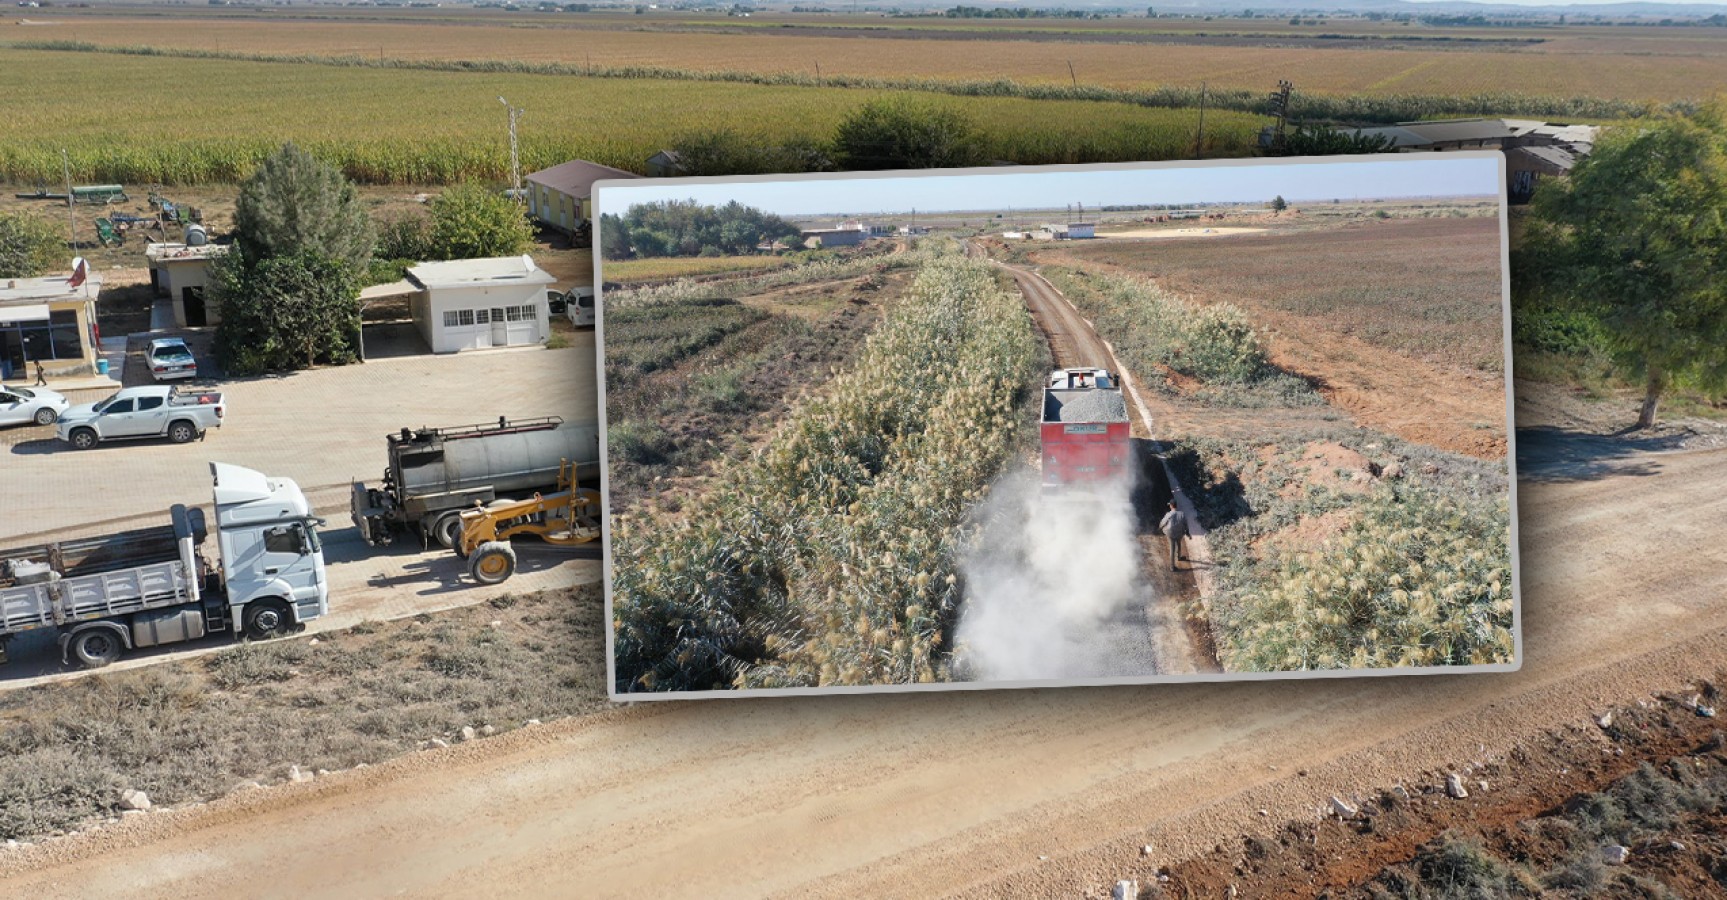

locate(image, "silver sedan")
[[0, 384, 71, 427]]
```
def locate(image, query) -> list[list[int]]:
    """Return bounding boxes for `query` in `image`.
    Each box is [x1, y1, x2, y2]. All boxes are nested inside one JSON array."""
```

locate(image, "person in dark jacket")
[[33, 360, 46, 386], [1159, 501, 1189, 571]]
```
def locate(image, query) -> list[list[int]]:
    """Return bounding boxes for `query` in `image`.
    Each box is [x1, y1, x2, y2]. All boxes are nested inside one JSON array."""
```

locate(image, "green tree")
[[233, 143, 374, 271], [833, 97, 987, 171], [426, 184, 535, 259], [598, 213, 632, 260], [1274, 125, 1397, 157], [0, 211, 64, 279], [1518, 106, 1727, 428], [1271, 195, 1288, 214], [212, 251, 361, 375]]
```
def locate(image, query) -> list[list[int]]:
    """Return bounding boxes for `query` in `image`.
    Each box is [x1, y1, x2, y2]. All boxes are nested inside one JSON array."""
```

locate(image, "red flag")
[[67, 257, 88, 289]]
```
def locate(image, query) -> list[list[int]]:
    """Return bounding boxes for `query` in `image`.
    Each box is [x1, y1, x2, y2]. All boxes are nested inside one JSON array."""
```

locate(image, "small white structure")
[[146, 242, 229, 327], [403, 256, 556, 354], [1065, 222, 1096, 239]]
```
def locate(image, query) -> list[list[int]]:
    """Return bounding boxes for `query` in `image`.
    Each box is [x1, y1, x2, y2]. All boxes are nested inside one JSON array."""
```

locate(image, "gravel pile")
[[1045, 389, 1128, 423]]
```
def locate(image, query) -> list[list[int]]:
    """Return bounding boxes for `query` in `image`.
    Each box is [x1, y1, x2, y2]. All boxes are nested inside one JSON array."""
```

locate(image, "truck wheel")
[[243, 600, 293, 640], [71, 629, 122, 668], [469, 542, 517, 585], [431, 514, 464, 550], [167, 420, 197, 444], [33, 407, 57, 426], [69, 428, 98, 450]]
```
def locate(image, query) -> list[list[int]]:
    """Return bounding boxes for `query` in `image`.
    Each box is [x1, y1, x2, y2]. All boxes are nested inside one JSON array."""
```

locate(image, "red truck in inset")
[[1040, 367, 1131, 490]]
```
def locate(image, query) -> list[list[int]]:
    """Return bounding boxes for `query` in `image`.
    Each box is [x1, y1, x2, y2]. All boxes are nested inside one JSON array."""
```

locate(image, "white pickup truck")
[[56, 385, 226, 449]]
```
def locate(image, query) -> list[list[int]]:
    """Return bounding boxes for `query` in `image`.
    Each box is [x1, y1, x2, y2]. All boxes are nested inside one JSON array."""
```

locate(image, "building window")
[[457, 309, 475, 326], [474, 308, 490, 324], [506, 306, 526, 322], [443, 311, 459, 328]]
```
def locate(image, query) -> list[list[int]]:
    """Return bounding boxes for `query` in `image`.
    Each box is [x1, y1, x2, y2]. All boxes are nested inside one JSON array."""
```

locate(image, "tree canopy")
[[1516, 105, 1727, 428], [212, 250, 361, 375], [0, 211, 63, 279], [426, 184, 535, 260], [833, 97, 987, 171], [601, 200, 804, 260], [233, 143, 374, 272]]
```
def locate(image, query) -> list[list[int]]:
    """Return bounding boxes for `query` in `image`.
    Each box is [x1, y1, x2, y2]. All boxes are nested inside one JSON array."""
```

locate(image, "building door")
[[183, 287, 207, 327], [490, 308, 508, 346], [505, 304, 539, 345]]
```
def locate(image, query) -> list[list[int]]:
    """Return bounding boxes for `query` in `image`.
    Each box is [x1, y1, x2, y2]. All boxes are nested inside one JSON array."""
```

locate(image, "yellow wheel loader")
[[454, 461, 601, 585]]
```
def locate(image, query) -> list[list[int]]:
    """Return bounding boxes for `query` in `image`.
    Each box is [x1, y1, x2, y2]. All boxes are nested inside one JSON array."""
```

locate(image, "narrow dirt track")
[[3, 444, 1725, 899]]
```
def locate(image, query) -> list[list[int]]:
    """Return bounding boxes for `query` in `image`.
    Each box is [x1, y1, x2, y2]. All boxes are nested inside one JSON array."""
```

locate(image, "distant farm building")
[[525, 159, 641, 236], [800, 227, 868, 248], [1334, 118, 1600, 204], [146, 242, 229, 328], [1065, 222, 1096, 239], [0, 273, 102, 379], [645, 149, 683, 177]]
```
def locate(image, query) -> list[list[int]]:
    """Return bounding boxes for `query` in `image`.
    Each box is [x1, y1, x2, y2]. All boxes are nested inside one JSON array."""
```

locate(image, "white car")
[[0, 384, 69, 427], [566, 287, 595, 328], [148, 338, 198, 381]]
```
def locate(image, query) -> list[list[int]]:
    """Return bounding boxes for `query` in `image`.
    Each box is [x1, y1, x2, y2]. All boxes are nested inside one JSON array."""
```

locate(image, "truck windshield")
[[92, 394, 118, 413]]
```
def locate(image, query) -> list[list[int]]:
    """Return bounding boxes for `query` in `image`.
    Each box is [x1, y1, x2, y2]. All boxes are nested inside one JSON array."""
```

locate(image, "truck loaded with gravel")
[[350, 416, 601, 549], [0, 463, 329, 668], [1040, 367, 1131, 491]]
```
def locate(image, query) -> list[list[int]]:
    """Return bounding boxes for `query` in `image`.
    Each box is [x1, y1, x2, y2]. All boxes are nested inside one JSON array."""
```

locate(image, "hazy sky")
[[596, 155, 1502, 219]]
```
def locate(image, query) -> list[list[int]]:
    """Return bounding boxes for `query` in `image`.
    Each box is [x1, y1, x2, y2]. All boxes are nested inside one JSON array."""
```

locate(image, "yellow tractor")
[[455, 461, 601, 584]]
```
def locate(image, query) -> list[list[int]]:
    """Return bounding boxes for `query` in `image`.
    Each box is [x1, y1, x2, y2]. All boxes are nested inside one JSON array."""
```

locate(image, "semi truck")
[[0, 463, 329, 669], [1040, 367, 1131, 491], [350, 416, 601, 549]]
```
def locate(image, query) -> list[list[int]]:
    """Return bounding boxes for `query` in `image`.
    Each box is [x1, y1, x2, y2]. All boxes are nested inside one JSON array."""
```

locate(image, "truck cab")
[[210, 462, 329, 635]]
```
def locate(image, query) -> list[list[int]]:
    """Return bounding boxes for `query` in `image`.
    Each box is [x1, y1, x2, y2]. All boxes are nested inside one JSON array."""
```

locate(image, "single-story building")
[[1065, 222, 1096, 239], [525, 159, 641, 236], [1333, 117, 1601, 204], [400, 256, 557, 354], [146, 242, 229, 328], [645, 149, 684, 177], [1505, 144, 1580, 205], [0, 272, 102, 379], [800, 228, 868, 248]]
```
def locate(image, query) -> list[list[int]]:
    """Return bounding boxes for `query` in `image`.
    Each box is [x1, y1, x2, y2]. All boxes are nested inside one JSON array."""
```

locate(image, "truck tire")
[[167, 420, 197, 444], [33, 407, 57, 426], [69, 427, 99, 450], [70, 628, 122, 668], [431, 514, 464, 550], [242, 600, 293, 641], [469, 542, 517, 585]]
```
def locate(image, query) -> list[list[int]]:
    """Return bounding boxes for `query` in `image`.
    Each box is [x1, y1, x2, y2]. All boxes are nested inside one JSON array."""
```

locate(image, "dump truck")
[[350, 416, 601, 549], [0, 463, 330, 669], [1040, 367, 1131, 490]]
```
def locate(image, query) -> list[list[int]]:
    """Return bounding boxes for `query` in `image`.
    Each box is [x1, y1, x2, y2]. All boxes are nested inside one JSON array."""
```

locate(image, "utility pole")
[[1268, 79, 1294, 154], [498, 96, 524, 199], [1195, 81, 1207, 158], [60, 149, 75, 249], [1066, 60, 1077, 88]]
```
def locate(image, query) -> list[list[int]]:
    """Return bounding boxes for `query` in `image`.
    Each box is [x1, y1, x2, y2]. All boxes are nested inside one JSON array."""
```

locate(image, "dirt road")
[[3, 435, 1723, 898]]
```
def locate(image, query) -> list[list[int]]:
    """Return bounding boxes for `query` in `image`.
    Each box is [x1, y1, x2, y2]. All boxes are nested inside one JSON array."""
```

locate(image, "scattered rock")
[[1111, 880, 1137, 900], [356, 764, 369, 770], [1157, 874, 1170, 883], [316, 769, 331, 777], [1381, 462, 1404, 479], [1329, 796, 1359, 819], [308, 638, 320, 646], [525, 719, 541, 727], [120, 789, 151, 811], [1390, 785, 1411, 802], [481, 724, 497, 737], [489, 620, 503, 629], [1603, 845, 1631, 866], [1594, 711, 1614, 729], [1477, 780, 1490, 793], [1257, 809, 1269, 817], [1699, 705, 1717, 719], [459, 726, 477, 743], [229, 781, 263, 794], [287, 766, 314, 784], [121, 810, 146, 818], [429, 738, 450, 750], [1669, 841, 1687, 852], [4, 839, 16, 851], [1446, 774, 1469, 799], [1141, 845, 1154, 857]]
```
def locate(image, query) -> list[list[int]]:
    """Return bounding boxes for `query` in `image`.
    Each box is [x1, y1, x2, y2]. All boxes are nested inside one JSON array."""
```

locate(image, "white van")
[[566, 287, 595, 328]]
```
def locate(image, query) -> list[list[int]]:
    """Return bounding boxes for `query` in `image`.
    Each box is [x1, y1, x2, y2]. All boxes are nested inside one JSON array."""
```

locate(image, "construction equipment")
[[1040, 367, 1131, 493], [455, 460, 601, 584]]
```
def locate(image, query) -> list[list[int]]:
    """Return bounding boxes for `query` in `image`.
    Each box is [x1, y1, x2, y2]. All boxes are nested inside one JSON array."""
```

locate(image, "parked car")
[[0, 384, 69, 427], [55, 385, 226, 449], [147, 337, 198, 381], [567, 287, 595, 327]]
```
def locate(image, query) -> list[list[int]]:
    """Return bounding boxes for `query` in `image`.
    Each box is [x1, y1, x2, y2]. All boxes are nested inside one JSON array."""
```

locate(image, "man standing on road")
[[1160, 501, 1189, 571], [33, 360, 45, 387]]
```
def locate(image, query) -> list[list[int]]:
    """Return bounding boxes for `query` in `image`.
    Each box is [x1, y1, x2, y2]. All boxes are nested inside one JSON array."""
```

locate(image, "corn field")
[[610, 247, 1040, 692], [604, 248, 927, 310]]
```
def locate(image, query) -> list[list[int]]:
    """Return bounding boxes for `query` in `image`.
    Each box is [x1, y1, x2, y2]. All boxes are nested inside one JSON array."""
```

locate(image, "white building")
[[401, 256, 557, 354], [146, 242, 229, 327]]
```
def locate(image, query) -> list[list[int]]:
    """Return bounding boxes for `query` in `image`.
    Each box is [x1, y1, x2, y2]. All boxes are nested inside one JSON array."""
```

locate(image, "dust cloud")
[[953, 468, 1159, 682]]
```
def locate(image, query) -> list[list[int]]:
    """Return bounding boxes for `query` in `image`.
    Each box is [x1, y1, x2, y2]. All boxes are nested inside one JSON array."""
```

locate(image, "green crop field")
[[0, 48, 1266, 185]]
